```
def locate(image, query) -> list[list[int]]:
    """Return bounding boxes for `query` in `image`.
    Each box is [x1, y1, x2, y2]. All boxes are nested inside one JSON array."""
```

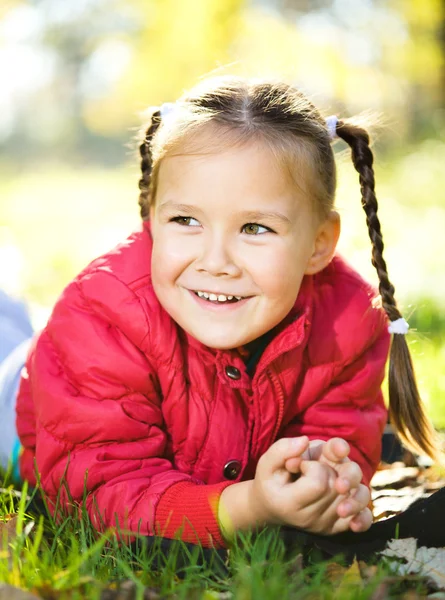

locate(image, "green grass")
[[0, 474, 433, 599]]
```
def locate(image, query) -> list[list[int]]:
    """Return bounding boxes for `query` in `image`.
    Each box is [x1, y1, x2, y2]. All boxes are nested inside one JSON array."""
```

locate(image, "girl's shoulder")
[[307, 254, 389, 365], [47, 225, 162, 350], [78, 224, 153, 289]]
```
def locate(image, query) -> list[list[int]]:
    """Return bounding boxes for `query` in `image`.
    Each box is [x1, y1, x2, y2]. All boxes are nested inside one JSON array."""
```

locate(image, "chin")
[[189, 328, 247, 350]]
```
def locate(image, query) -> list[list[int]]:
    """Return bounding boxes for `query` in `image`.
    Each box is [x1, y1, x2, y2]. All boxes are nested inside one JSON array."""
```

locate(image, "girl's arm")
[[16, 271, 230, 547]]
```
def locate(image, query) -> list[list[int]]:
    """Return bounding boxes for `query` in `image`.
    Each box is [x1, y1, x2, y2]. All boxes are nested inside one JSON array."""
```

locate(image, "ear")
[[304, 211, 341, 275]]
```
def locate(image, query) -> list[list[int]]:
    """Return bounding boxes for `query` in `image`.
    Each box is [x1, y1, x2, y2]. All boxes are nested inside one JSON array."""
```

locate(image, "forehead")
[[156, 132, 312, 215]]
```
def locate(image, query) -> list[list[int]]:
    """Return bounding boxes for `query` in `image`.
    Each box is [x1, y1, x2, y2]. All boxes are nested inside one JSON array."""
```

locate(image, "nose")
[[195, 233, 242, 277]]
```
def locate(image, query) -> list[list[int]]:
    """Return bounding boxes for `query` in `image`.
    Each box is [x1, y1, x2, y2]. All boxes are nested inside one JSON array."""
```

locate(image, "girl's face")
[[150, 136, 339, 349]]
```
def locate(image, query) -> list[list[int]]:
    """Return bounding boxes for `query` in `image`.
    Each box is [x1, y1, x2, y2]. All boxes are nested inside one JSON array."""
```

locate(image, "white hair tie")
[[160, 102, 176, 120], [326, 115, 338, 140], [388, 318, 410, 335]]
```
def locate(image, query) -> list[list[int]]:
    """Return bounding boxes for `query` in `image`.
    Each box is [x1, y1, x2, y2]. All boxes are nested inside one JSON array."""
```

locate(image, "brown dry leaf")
[[381, 538, 445, 590], [324, 561, 347, 584], [0, 516, 18, 566], [359, 562, 378, 582]]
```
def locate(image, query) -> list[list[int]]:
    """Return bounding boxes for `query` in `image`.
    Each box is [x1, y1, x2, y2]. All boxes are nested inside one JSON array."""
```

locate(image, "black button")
[[223, 460, 242, 480], [225, 365, 241, 380]]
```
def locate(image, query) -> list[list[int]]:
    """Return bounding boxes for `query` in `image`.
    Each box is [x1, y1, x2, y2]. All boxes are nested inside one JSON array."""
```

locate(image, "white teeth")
[[194, 290, 243, 302]]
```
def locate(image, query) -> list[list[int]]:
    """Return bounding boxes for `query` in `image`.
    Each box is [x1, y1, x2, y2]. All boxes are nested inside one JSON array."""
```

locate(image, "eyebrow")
[[158, 202, 200, 215], [238, 210, 292, 226], [158, 202, 292, 226]]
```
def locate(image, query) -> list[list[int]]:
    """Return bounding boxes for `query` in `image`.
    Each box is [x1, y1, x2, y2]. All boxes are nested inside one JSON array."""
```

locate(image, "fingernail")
[[291, 436, 308, 450], [342, 502, 352, 515], [341, 478, 350, 490]]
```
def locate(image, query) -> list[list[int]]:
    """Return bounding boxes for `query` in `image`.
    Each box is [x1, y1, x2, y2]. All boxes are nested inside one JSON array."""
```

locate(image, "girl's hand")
[[284, 437, 372, 533], [249, 436, 362, 534]]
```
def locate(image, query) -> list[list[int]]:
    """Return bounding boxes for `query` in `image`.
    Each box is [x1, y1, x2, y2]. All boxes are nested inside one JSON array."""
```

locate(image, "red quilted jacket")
[[16, 221, 389, 547]]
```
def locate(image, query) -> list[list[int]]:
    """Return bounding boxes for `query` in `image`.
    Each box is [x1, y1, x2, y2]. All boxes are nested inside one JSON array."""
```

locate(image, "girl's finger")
[[303, 439, 325, 461], [334, 461, 363, 493], [336, 483, 370, 518], [284, 456, 303, 474], [320, 438, 350, 464], [348, 507, 373, 532], [259, 436, 309, 475], [295, 461, 337, 506]]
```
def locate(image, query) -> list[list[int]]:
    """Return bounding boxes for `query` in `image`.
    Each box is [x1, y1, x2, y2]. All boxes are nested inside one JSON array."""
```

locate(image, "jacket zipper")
[[267, 368, 285, 442]]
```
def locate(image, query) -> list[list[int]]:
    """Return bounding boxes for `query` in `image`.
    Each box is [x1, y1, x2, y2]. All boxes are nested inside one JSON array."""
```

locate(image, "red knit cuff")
[[155, 481, 233, 548]]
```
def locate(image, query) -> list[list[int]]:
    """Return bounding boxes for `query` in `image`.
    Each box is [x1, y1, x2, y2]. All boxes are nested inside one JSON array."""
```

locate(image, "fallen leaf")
[[371, 467, 420, 489], [372, 488, 429, 521], [333, 559, 364, 597], [381, 538, 445, 590], [0, 516, 18, 568], [286, 552, 303, 577], [359, 562, 378, 582], [324, 561, 347, 584], [0, 585, 38, 599]]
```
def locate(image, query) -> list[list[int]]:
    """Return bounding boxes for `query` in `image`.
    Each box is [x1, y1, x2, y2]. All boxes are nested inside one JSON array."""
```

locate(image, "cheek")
[[248, 243, 306, 298], [151, 236, 187, 286]]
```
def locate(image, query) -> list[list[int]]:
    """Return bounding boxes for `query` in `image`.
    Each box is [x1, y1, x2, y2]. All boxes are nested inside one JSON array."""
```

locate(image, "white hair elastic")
[[388, 318, 410, 335], [325, 115, 338, 140], [160, 102, 176, 119]]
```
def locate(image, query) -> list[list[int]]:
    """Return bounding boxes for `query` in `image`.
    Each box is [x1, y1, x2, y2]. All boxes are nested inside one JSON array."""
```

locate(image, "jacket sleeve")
[[279, 315, 390, 487], [18, 270, 230, 547]]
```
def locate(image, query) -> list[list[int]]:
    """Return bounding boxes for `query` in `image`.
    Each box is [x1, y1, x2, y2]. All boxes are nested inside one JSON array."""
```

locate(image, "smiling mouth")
[[193, 290, 246, 304]]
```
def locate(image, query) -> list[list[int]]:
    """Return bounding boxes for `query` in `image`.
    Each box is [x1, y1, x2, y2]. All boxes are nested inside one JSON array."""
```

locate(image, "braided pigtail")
[[335, 120, 439, 460], [138, 109, 162, 219]]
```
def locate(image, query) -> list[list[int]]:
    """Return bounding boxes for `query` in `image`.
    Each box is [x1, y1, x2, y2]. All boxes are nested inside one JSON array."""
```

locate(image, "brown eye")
[[244, 224, 259, 235], [243, 223, 270, 235], [171, 216, 200, 227]]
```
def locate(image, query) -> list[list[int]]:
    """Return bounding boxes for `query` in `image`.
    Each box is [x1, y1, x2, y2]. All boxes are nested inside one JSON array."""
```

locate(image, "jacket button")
[[225, 365, 241, 380], [223, 460, 242, 480]]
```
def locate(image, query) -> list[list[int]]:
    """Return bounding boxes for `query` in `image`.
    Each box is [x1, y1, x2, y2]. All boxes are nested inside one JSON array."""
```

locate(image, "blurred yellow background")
[[1, 0, 445, 424]]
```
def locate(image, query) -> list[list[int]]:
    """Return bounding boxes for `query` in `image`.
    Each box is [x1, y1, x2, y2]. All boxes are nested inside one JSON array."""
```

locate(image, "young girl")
[[3, 76, 438, 548]]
